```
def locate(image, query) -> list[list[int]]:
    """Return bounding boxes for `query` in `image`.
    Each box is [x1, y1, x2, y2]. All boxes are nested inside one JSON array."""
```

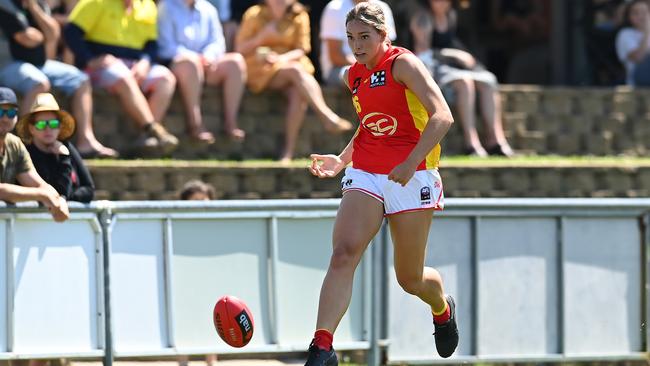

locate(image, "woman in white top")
[[616, 0, 650, 86]]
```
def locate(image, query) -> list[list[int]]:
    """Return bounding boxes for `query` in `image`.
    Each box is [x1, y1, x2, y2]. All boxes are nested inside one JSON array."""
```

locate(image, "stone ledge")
[[73, 85, 650, 160], [87, 161, 650, 200]]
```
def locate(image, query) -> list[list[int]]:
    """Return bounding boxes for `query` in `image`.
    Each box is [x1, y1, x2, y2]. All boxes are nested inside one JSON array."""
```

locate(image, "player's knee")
[[396, 275, 422, 296], [329, 242, 361, 271]]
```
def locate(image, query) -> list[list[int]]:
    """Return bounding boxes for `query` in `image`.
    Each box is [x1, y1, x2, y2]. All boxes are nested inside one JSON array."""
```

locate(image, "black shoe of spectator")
[[486, 143, 514, 157]]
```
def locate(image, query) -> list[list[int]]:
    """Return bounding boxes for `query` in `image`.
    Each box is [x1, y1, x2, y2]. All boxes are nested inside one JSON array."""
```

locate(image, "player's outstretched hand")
[[309, 154, 345, 178], [388, 161, 417, 186]]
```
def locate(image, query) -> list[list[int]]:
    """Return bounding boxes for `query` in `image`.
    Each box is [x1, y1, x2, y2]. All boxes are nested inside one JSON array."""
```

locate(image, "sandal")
[[224, 127, 246, 142], [485, 143, 515, 157], [79, 147, 120, 159], [189, 130, 216, 145]]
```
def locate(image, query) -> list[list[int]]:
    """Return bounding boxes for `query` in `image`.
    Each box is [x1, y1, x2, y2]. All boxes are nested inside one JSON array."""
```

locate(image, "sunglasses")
[[33, 119, 61, 130], [0, 108, 18, 118]]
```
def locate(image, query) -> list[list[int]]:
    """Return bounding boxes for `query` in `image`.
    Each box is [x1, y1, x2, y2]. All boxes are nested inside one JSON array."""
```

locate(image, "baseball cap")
[[0, 87, 18, 107]]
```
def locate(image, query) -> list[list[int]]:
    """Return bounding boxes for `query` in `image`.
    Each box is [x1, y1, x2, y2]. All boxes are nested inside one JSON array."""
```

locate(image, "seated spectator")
[[235, 0, 353, 163], [179, 179, 216, 200], [47, 0, 79, 65], [0, 0, 117, 158], [490, 0, 551, 84], [411, 0, 513, 157], [616, 0, 650, 86], [158, 0, 247, 143], [586, 0, 626, 85], [0, 87, 68, 222], [210, 0, 257, 52], [16, 93, 95, 203], [63, 0, 179, 156], [320, 0, 396, 86]]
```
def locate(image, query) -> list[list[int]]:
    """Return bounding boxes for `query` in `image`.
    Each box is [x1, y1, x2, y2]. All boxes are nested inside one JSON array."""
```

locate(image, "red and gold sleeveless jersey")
[[348, 46, 441, 174]]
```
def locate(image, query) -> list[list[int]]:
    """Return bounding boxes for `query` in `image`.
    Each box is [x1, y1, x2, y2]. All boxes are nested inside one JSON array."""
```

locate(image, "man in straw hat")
[[16, 92, 95, 203], [0, 87, 69, 222]]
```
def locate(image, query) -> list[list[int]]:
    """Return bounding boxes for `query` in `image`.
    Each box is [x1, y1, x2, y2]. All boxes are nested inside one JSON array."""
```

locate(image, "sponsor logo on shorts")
[[370, 70, 386, 88], [420, 186, 431, 205], [342, 178, 353, 188], [434, 181, 441, 189]]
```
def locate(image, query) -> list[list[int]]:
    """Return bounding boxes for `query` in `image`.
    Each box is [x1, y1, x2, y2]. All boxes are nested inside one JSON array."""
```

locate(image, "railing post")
[[99, 208, 113, 366], [644, 213, 650, 354], [367, 222, 387, 366], [367, 236, 379, 366]]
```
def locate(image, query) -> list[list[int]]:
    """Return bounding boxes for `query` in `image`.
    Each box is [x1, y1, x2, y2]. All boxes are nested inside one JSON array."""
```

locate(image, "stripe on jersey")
[[404, 89, 441, 169]]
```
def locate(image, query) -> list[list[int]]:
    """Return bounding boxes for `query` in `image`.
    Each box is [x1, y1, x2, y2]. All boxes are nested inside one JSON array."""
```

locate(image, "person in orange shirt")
[[307, 3, 458, 365], [235, 0, 353, 162]]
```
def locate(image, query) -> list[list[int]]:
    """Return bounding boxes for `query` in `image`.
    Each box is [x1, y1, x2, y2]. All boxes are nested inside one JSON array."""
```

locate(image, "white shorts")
[[341, 166, 445, 216]]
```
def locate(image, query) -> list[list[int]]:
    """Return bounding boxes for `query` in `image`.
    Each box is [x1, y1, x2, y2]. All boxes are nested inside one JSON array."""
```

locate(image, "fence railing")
[[0, 199, 648, 365]]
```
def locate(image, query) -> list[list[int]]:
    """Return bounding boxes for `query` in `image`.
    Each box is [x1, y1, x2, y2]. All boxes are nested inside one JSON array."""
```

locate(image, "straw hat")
[[16, 93, 76, 142]]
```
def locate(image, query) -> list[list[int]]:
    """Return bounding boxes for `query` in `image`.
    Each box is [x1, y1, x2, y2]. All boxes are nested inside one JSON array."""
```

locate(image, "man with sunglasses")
[[0, 87, 69, 222]]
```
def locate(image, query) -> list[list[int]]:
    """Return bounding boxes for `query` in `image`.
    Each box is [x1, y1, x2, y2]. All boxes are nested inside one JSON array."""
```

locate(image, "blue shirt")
[[157, 0, 226, 62]]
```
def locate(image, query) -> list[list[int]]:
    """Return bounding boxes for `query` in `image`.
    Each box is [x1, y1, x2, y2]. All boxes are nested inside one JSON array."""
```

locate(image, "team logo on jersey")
[[361, 112, 397, 136], [352, 77, 361, 94], [369, 70, 386, 88], [420, 186, 431, 204]]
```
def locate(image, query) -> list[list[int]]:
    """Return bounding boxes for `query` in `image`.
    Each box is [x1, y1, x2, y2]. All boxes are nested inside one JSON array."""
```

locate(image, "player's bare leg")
[[389, 209, 458, 358], [306, 191, 384, 365]]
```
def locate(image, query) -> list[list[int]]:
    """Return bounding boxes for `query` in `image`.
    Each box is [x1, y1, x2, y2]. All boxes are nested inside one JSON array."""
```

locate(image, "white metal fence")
[[1, 199, 648, 365]]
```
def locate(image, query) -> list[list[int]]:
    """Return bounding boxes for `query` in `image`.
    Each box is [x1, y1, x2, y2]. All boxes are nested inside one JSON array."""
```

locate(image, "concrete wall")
[[87, 161, 650, 201], [85, 85, 650, 159]]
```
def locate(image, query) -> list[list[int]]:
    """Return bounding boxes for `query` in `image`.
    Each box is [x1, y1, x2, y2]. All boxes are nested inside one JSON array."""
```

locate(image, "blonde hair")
[[345, 2, 388, 39]]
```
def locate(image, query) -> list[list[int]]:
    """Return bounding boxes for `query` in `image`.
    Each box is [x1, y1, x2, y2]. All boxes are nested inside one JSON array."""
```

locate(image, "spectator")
[[616, 0, 650, 86], [63, 0, 179, 156], [586, 0, 626, 85], [490, 0, 551, 84], [0, 87, 69, 222], [411, 0, 514, 157], [208, 0, 256, 52], [0, 0, 117, 158], [235, 0, 354, 163], [179, 179, 216, 200], [158, 0, 247, 143], [319, 0, 396, 86], [47, 0, 78, 65], [301, 0, 328, 81], [210, 0, 256, 52], [16, 92, 95, 203]]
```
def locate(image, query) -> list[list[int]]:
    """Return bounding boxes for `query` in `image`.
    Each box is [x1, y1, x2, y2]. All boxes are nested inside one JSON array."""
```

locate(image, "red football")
[[213, 295, 254, 347]]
